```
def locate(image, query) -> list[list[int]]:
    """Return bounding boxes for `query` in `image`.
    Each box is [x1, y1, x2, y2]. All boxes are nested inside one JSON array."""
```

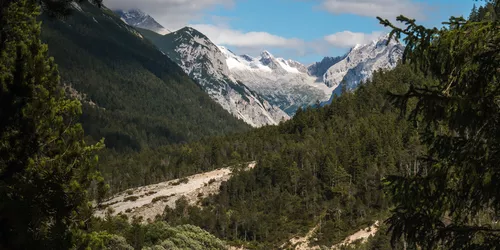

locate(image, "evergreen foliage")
[[141, 65, 424, 248], [89, 216, 227, 250], [2, 0, 495, 249], [378, 0, 500, 248], [0, 0, 106, 248]]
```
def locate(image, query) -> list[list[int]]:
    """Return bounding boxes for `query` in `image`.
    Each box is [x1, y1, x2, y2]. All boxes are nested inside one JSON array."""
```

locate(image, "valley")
[[0, 0, 495, 249], [44, 4, 415, 249]]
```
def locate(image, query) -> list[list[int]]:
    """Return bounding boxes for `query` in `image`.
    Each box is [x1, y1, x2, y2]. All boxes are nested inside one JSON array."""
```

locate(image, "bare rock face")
[[219, 34, 403, 113], [219, 46, 334, 115], [323, 34, 404, 91], [158, 28, 290, 127], [115, 9, 171, 35]]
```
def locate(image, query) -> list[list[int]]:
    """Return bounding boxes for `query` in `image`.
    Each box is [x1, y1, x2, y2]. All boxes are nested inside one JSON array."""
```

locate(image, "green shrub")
[[152, 195, 174, 203], [146, 191, 157, 196], [124, 196, 139, 202]]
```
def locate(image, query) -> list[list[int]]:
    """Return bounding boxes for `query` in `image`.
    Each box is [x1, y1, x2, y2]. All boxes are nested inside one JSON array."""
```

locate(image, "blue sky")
[[106, 0, 474, 64]]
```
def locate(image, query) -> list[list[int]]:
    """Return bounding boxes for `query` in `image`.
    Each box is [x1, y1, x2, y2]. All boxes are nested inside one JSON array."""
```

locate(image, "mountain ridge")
[[219, 45, 334, 115], [40, 1, 250, 150], [138, 27, 290, 127], [115, 9, 171, 35], [117, 8, 403, 117], [323, 34, 404, 92]]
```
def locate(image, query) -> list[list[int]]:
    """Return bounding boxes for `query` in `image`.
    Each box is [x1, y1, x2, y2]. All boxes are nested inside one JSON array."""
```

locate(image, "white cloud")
[[319, 0, 425, 20], [188, 25, 384, 58], [102, 0, 399, 59], [104, 0, 309, 56], [190, 24, 305, 50], [104, 0, 234, 30], [324, 30, 384, 48]]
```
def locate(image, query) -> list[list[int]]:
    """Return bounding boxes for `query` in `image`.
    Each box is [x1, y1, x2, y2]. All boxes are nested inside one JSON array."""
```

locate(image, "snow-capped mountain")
[[307, 56, 346, 78], [323, 34, 404, 92], [219, 34, 403, 111], [115, 9, 171, 35], [139, 27, 290, 127], [219, 47, 335, 115]]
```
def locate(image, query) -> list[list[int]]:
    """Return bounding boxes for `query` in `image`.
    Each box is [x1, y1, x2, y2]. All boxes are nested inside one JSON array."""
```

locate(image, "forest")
[[0, 0, 499, 249]]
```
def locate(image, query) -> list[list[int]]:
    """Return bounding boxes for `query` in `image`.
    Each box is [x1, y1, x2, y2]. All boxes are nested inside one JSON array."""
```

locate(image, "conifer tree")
[[469, 4, 479, 21], [0, 0, 105, 248], [378, 0, 500, 249]]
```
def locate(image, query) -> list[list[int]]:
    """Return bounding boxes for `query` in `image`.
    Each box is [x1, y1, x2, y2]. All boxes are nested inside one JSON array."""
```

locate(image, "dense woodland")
[[88, 62, 421, 249], [92, 2, 500, 249], [0, 0, 498, 249], [157, 64, 422, 248], [87, 215, 228, 250]]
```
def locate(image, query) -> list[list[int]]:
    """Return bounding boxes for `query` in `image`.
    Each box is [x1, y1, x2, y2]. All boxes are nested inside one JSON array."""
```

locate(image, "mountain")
[[139, 27, 290, 127], [219, 36, 402, 114], [323, 34, 404, 93], [114, 9, 171, 35], [307, 56, 346, 78], [115, 8, 402, 117], [40, 1, 249, 150], [220, 47, 335, 115]]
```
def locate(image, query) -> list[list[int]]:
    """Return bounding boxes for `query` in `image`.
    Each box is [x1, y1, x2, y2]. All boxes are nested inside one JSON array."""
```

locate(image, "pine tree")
[[0, 0, 105, 249], [378, 0, 500, 249], [469, 4, 478, 21]]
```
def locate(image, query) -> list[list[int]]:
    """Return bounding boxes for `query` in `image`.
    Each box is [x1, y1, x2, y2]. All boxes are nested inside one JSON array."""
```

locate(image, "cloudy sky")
[[105, 0, 473, 64]]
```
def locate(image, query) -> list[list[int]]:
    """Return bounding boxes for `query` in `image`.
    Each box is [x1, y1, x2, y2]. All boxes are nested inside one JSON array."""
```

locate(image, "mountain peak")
[[129, 8, 146, 16], [351, 33, 398, 50], [260, 50, 273, 58], [241, 54, 253, 62], [182, 26, 196, 32], [377, 33, 391, 41], [144, 26, 290, 127], [115, 8, 144, 17], [176, 26, 208, 39], [307, 55, 346, 78], [375, 33, 400, 47], [114, 8, 170, 35]]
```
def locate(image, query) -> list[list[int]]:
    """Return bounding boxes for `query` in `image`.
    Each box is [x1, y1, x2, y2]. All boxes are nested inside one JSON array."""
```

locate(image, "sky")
[[105, 0, 474, 64]]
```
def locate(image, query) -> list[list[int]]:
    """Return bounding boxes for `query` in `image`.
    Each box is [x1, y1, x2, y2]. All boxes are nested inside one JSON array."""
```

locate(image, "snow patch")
[[277, 58, 300, 74]]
